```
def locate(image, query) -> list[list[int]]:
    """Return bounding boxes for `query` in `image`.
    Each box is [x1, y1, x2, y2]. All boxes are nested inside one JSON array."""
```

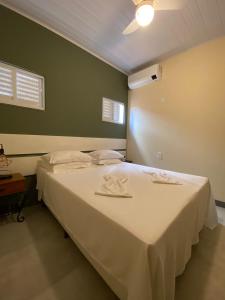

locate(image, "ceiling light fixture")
[[135, 1, 155, 27]]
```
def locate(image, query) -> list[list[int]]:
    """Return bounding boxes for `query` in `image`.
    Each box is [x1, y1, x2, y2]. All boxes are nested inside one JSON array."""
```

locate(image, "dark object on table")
[[0, 174, 12, 180], [0, 144, 12, 179], [0, 144, 4, 155]]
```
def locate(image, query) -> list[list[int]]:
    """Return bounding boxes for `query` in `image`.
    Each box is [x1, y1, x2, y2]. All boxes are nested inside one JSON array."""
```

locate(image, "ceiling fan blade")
[[154, 0, 187, 11], [131, 0, 143, 5], [123, 19, 140, 35]]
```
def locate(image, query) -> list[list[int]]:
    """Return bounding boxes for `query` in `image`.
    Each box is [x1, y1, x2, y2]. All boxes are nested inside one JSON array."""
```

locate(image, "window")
[[0, 61, 45, 110], [102, 98, 125, 124]]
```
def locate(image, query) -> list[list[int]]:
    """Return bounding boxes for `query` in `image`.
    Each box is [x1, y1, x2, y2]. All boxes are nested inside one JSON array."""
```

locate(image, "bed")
[[37, 162, 217, 300]]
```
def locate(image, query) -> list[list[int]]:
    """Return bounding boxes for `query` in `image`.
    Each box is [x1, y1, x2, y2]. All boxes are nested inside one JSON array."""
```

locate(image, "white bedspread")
[[37, 162, 217, 300]]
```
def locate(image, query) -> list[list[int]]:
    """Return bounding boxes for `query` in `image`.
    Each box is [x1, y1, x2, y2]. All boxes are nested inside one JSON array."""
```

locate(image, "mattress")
[[37, 162, 217, 300]]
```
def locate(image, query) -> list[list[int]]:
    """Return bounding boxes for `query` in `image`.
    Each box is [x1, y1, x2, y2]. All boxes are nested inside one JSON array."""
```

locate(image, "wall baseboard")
[[215, 200, 225, 208]]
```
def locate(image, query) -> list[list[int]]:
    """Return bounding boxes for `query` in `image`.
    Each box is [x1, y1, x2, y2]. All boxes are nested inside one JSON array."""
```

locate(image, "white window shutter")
[[113, 102, 124, 124], [102, 98, 113, 122], [102, 97, 125, 124], [16, 71, 42, 103], [113, 102, 121, 124], [0, 61, 44, 110], [0, 65, 13, 98]]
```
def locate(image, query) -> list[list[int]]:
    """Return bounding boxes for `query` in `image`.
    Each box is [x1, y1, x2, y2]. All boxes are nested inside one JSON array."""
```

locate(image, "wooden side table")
[[0, 173, 26, 222]]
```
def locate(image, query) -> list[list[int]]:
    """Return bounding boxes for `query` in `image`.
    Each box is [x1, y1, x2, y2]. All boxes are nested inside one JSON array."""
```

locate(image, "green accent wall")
[[0, 5, 128, 138]]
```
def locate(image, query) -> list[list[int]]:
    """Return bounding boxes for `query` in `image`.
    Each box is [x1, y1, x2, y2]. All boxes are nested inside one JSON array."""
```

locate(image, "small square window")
[[0, 61, 45, 110], [102, 98, 125, 125]]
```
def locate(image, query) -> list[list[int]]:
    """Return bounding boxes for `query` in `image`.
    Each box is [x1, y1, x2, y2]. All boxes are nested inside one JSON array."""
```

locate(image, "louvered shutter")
[[16, 71, 42, 103], [0, 65, 13, 98], [0, 61, 44, 110], [102, 98, 125, 124], [102, 98, 113, 122], [113, 101, 124, 124]]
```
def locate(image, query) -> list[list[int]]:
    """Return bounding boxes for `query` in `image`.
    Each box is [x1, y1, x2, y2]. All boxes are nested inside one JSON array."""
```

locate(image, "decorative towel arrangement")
[[144, 170, 182, 185], [95, 172, 132, 198]]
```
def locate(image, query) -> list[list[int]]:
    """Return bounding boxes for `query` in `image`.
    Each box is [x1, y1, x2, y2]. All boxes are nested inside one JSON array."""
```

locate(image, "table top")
[[0, 173, 25, 185]]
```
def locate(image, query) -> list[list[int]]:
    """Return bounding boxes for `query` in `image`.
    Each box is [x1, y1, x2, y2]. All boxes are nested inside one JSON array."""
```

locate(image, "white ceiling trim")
[[0, 1, 128, 75]]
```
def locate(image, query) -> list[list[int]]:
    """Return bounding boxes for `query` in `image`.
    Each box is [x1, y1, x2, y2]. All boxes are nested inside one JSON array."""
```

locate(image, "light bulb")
[[135, 2, 155, 27]]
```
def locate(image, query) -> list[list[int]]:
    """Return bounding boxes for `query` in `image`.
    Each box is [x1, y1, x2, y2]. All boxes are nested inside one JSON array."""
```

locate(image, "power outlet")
[[156, 152, 163, 160]]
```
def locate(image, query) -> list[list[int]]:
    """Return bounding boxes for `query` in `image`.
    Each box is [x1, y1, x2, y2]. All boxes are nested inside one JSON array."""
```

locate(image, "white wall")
[[127, 36, 225, 202]]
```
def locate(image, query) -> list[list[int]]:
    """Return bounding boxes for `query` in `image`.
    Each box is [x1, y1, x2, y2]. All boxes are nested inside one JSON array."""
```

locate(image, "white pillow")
[[95, 159, 122, 165], [39, 160, 91, 173], [42, 150, 92, 165], [89, 150, 124, 160]]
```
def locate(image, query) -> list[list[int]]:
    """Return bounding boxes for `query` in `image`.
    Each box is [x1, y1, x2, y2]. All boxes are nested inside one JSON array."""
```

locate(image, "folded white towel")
[[144, 171, 182, 185], [95, 173, 132, 198]]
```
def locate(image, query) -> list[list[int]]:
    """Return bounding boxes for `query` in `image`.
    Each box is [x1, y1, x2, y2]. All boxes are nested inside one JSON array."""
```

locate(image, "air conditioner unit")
[[128, 64, 161, 90]]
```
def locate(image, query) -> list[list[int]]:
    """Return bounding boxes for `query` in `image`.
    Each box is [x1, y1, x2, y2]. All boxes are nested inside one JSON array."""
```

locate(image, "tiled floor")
[[216, 206, 225, 226], [0, 205, 225, 300]]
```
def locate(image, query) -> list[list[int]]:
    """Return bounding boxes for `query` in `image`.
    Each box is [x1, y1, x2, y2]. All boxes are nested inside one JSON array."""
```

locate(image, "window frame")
[[102, 97, 125, 125], [0, 61, 45, 111]]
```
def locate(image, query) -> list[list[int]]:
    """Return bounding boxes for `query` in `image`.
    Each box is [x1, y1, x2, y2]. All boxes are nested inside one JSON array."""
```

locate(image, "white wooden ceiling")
[[1, 0, 225, 74]]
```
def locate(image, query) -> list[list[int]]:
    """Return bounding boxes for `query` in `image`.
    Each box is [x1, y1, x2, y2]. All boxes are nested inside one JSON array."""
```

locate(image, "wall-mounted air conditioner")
[[128, 64, 161, 90]]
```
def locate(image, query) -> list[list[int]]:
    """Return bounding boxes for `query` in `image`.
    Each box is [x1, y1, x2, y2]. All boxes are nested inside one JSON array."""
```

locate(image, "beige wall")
[[127, 36, 225, 202]]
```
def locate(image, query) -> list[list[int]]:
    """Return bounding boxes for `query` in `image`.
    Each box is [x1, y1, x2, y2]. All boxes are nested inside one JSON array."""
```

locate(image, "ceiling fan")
[[123, 0, 186, 35]]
